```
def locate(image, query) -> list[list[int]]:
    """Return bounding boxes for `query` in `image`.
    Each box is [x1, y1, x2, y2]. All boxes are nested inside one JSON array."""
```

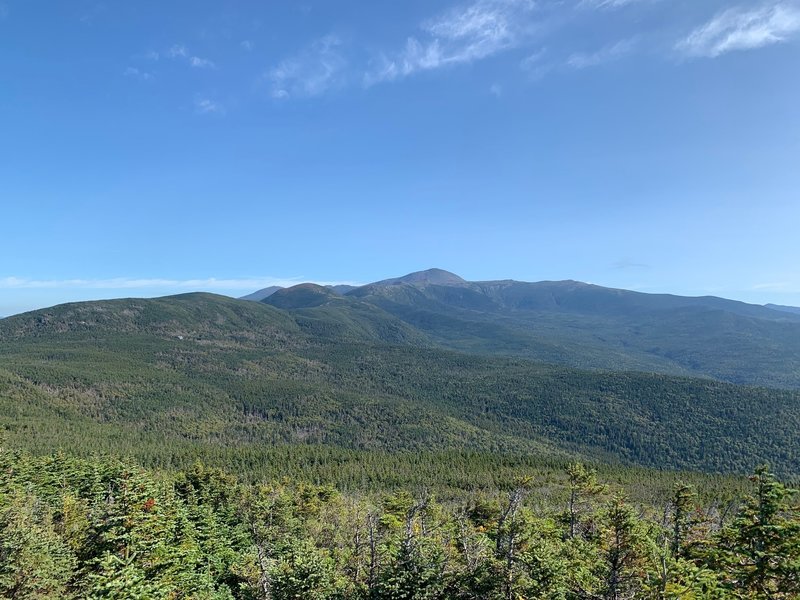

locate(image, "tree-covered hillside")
[[256, 270, 800, 388], [2, 293, 800, 479]]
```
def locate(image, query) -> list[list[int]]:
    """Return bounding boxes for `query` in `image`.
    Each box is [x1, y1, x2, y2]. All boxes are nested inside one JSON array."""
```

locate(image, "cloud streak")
[[124, 67, 154, 82], [567, 38, 636, 68], [167, 44, 216, 69], [612, 259, 651, 270], [199, 0, 800, 99], [194, 98, 225, 115], [580, 0, 649, 9], [365, 0, 537, 85], [677, 2, 800, 58], [269, 35, 348, 99], [168, 45, 189, 58], [189, 56, 215, 69], [0, 277, 361, 291]]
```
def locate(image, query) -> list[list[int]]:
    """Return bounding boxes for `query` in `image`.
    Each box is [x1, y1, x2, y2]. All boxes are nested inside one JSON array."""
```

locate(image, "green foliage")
[[594, 495, 654, 599], [3, 451, 800, 600], [706, 466, 800, 598], [0, 491, 76, 599], [343, 278, 800, 388], [3, 292, 800, 598], [270, 539, 339, 600], [1, 294, 800, 479], [85, 552, 169, 600]]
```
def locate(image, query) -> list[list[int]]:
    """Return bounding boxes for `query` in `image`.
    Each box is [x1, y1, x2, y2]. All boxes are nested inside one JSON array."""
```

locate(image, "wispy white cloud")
[[189, 56, 216, 69], [612, 259, 651, 270], [424, 0, 529, 58], [567, 38, 636, 68], [365, 0, 538, 85], [269, 34, 348, 99], [520, 47, 553, 79], [0, 276, 361, 291], [579, 0, 649, 9], [124, 67, 154, 82], [194, 97, 225, 115], [364, 39, 445, 85], [521, 47, 547, 68], [240, 40, 254, 51], [0, 3, 8, 19], [751, 281, 796, 291], [168, 44, 189, 59], [677, 2, 800, 58], [166, 44, 216, 68]]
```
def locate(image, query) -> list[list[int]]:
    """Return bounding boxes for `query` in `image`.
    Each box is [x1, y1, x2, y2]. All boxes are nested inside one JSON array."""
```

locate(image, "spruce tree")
[[711, 466, 800, 598], [0, 492, 76, 600]]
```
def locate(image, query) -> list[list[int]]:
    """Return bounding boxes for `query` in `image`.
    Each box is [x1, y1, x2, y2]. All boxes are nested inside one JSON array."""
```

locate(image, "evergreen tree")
[[670, 483, 698, 559], [271, 539, 339, 600], [710, 466, 800, 598], [85, 552, 168, 600], [0, 491, 76, 599], [373, 492, 446, 600], [239, 484, 302, 600], [595, 495, 652, 600], [563, 463, 605, 541]]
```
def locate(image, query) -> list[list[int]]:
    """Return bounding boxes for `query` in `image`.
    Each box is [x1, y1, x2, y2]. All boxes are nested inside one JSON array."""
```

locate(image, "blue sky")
[[1, 0, 799, 316]]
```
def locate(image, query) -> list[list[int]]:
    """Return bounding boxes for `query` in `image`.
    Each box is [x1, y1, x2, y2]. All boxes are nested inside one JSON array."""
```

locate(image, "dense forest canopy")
[[261, 271, 800, 389], [2, 286, 800, 597], [2, 451, 799, 599], [1, 293, 799, 478]]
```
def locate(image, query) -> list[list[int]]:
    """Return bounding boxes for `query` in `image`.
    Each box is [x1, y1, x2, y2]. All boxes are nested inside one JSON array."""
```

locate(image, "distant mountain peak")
[[373, 268, 466, 287], [766, 303, 800, 315], [262, 283, 341, 309], [240, 286, 284, 302], [286, 283, 331, 292]]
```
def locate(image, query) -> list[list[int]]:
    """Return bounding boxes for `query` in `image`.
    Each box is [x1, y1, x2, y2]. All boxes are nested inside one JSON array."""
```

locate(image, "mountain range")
[[245, 268, 800, 389], [1, 268, 799, 479]]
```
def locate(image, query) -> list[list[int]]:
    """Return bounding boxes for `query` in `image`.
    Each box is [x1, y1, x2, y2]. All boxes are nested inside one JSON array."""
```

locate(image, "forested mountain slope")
[[2, 292, 800, 478], [258, 269, 800, 388], [767, 303, 800, 315]]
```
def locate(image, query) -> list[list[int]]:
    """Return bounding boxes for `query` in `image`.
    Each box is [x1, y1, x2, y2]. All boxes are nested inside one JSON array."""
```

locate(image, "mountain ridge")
[[251, 268, 800, 388], [2, 291, 800, 476], [243, 269, 799, 321], [8, 269, 800, 388], [767, 303, 800, 315]]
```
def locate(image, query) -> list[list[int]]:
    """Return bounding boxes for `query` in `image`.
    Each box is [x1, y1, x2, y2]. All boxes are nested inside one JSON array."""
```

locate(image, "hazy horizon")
[[2, 267, 799, 318]]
